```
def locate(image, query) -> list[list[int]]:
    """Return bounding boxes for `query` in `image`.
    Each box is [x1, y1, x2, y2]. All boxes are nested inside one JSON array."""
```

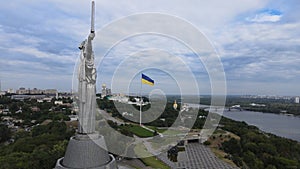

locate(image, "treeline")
[[0, 121, 74, 169], [220, 117, 300, 169], [225, 96, 300, 115], [193, 95, 300, 115], [243, 103, 300, 115]]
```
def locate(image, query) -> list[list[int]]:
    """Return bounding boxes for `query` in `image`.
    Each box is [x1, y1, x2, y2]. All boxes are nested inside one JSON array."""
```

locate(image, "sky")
[[0, 0, 300, 96]]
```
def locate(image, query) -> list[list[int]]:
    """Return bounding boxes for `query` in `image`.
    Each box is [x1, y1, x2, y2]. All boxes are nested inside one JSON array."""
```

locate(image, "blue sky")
[[0, 0, 300, 96]]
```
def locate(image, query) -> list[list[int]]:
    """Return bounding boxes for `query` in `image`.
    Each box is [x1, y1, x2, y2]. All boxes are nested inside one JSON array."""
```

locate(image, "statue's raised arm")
[[86, 0, 95, 61]]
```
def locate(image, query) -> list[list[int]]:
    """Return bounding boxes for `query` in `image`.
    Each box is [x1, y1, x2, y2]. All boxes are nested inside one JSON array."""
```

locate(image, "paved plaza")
[[179, 143, 238, 169], [158, 143, 239, 169]]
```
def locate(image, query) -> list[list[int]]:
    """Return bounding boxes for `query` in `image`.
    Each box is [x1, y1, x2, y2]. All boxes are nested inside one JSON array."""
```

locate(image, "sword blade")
[[91, 1, 95, 33]]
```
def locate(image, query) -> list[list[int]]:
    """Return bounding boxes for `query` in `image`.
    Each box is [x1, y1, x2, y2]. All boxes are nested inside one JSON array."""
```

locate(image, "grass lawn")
[[122, 125, 154, 138], [134, 142, 153, 157], [145, 126, 182, 135], [140, 156, 171, 169], [134, 143, 170, 168], [150, 137, 178, 150], [146, 125, 167, 133]]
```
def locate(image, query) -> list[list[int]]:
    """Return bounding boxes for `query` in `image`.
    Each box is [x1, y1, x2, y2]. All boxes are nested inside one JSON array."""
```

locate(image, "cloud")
[[1, 0, 300, 95], [8, 46, 76, 63], [212, 8, 300, 95], [94, 36, 203, 94], [247, 10, 282, 23]]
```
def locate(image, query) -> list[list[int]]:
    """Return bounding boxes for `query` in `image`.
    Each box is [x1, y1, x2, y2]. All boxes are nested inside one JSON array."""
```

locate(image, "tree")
[[0, 152, 32, 169], [0, 96, 12, 105], [243, 151, 256, 165], [48, 121, 67, 136], [0, 124, 10, 143], [30, 145, 53, 169], [222, 138, 241, 155], [203, 141, 211, 146], [243, 142, 259, 154], [258, 143, 277, 156], [265, 164, 277, 169], [32, 125, 48, 137], [232, 155, 243, 167], [13, 130, 30, 141]]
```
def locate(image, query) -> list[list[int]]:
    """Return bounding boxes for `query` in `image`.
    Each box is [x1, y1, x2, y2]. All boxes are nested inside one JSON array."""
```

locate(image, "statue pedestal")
[[55, 133, 117, 169]]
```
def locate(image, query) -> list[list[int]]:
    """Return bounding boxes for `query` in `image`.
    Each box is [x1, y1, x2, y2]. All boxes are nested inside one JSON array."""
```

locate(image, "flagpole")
[[139, 73, 143, 126]]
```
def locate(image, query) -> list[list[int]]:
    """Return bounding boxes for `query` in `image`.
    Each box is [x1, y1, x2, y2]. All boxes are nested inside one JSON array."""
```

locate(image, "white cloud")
[[212, 17, 300, 95], [8, 46, 76, 63], [0, 25, 44, 47], [0, 60, 48, 70], [247, 13, 282, 23]]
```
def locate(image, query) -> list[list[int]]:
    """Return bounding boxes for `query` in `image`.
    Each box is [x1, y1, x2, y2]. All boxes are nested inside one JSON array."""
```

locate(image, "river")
[[222, 110, 300, 142], [188, 104, 300, 142]]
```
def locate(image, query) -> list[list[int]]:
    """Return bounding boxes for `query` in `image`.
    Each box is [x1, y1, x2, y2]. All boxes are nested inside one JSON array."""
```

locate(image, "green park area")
[[121, 124, 155, 138], [134, 143, 170, 169], [146, 125, 166, 133], [141, 156, 170, 169]]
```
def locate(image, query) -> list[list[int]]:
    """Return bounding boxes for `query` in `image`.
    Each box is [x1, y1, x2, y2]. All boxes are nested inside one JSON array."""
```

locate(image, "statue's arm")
[[86, 32, 95, 61]]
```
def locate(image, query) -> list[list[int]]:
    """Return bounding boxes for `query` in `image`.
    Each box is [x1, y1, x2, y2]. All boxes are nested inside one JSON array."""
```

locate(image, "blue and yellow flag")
[[141, 73, 154, 86]]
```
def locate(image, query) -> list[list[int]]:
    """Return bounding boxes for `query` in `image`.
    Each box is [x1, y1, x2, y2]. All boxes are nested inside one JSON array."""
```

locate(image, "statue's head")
[[78, 40, 86, 50]]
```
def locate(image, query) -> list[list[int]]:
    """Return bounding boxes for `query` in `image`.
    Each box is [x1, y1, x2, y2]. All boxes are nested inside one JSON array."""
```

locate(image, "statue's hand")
[[79, 40, 86, 50]]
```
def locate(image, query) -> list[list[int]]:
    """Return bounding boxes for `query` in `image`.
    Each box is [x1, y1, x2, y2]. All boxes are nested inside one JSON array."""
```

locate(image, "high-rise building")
[[101, 83, 111, 98], [295, 97, 299, 104], [0, 82, 5, 96], [101, 83, 107, 98], [106, 88, 111, 96], [30, 88, 43, 94], [7, 89, 15, 94], [44, 89, 57, 94], [16, 87, 29, 94]]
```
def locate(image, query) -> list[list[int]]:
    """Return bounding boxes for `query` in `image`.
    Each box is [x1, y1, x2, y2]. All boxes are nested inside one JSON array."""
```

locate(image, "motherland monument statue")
[[55, 1, 117, 168], [77, 0, 97, 134]]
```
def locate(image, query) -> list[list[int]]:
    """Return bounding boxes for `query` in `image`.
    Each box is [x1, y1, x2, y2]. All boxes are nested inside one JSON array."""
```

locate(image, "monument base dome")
[[55, 133, 117, 169]]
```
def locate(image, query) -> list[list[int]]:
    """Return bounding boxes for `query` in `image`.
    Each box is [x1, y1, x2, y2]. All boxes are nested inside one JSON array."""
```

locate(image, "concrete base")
[[55, 133, 118, 169]]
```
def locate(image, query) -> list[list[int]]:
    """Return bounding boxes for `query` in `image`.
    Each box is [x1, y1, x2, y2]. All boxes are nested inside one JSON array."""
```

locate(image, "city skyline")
[[1, 0, 300, 95]]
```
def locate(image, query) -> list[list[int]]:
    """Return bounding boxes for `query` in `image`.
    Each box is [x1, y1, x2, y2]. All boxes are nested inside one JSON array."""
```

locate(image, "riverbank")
[[196, 95, 300, 116], [191, 103, 300, 142], [226, 96, 300, 116], [221, 110, 300, 142], [217, 115, 300, 168]]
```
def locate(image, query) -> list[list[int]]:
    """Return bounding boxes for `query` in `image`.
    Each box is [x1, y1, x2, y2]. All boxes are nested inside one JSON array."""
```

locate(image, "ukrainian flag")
[[141, 73, 154, 86]]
